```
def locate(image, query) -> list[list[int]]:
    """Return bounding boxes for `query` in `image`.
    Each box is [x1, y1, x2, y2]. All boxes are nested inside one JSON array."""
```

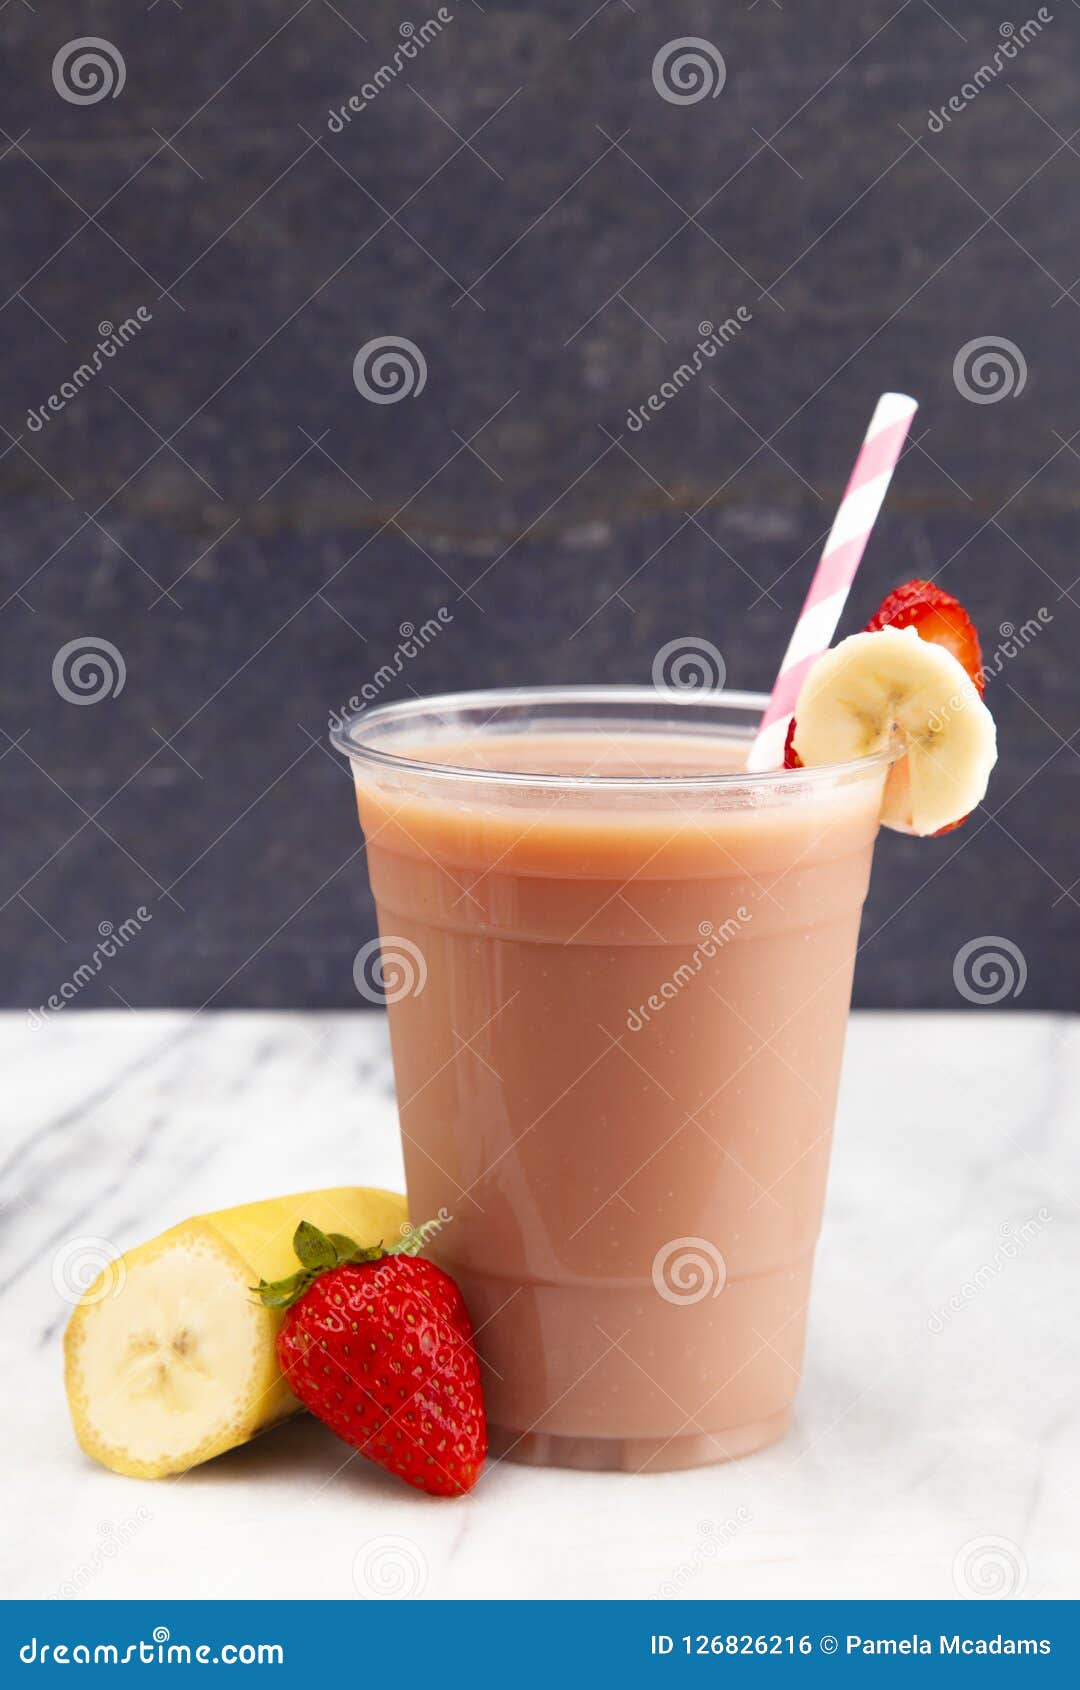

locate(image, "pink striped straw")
[[746, 391, 918, 772]]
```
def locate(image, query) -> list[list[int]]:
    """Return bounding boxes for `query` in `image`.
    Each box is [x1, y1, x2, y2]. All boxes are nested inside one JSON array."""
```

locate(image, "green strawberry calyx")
[[253, 1218, 439, 1310]]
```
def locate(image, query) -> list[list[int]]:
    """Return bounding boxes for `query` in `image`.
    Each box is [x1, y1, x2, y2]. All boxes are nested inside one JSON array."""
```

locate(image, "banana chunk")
[[64, 1185, 407, 1479], [792, 625, 997, 836]]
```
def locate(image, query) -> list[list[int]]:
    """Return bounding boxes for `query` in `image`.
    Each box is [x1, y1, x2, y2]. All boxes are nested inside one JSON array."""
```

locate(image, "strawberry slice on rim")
[[782, 716, 802, 770], [864, 578, 985, 694], [782, 579, 987, 835], [866, 578, 985, 834]]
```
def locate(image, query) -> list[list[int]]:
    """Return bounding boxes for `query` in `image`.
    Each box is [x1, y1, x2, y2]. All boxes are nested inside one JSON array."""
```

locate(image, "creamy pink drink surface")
[[350, 715, 885, 1471]]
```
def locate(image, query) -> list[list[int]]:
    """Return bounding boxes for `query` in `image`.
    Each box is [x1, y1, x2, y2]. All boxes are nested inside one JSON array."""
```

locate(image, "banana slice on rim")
[[792, 625, 997, 836]]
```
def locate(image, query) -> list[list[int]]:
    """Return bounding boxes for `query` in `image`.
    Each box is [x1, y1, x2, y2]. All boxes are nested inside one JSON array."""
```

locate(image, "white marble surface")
[[2, 1009, 1077, 1602]]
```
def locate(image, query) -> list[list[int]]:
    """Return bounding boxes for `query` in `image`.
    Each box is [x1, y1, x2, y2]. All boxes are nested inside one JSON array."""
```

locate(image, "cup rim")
[[329, 685, 895, 792]]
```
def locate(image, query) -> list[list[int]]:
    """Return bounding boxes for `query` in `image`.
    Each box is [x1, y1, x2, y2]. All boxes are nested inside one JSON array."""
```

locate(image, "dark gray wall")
[[2, 1, 1076, 1013]]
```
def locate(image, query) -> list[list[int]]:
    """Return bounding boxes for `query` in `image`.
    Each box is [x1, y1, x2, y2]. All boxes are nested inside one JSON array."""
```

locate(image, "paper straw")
[[746, 391, 918, 772]]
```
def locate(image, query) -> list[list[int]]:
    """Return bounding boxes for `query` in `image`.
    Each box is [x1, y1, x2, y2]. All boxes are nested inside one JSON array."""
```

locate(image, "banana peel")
[[63, 1185, 408, 1479]]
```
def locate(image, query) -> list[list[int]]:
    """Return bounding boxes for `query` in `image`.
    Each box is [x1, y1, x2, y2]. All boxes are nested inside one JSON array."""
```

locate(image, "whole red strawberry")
[[257, 1222, 486, 1496], [783, 579, 986, 831]]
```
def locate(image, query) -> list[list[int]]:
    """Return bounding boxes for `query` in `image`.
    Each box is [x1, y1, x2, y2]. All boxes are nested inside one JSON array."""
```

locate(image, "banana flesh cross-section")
[[64, 1185, 408, 1479]]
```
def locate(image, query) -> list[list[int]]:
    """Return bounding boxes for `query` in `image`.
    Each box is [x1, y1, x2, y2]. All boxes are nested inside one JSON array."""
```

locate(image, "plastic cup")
[[333, 687, 889, 1471]]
